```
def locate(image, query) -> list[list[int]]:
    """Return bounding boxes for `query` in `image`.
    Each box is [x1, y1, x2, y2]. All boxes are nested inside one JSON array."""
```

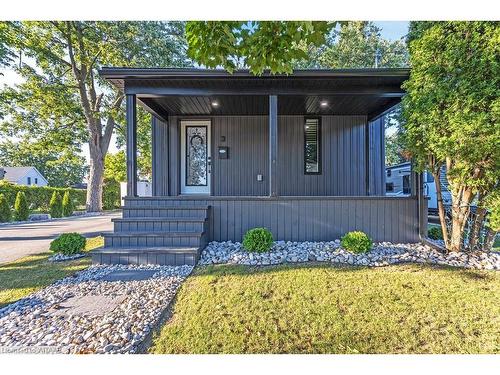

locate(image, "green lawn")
[[0, 236, 103, 308], [152, 263, 500, 354]]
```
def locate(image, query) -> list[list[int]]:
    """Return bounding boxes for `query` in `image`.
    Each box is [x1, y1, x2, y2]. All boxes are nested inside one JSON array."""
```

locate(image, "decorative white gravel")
[[48, 253, 87, 262], [0, 264, 193, 354], [199, 240, 500, 270]]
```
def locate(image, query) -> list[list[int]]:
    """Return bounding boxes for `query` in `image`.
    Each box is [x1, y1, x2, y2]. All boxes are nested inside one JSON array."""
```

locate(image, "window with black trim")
[[304, 117, 321, 174]]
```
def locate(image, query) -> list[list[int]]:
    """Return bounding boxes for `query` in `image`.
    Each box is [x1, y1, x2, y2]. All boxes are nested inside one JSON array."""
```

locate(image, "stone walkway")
[[0, 265, 192, 354]]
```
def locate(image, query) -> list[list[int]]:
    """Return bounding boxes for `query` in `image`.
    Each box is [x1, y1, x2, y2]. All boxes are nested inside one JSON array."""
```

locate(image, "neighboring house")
[[385, 161, 452, 213], [0, 166, 48, 187], [93, 67, 427, 266]]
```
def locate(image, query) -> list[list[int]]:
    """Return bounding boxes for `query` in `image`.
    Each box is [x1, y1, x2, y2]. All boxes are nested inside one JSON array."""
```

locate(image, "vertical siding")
[[152, 116, 169, 196], [168, 116, 180, 196], [212, 116, 269, 196], [278, 115, 367, 196], [124, 196, 420, 243], [368, 117, 385, 195], [153, 114, 384, 197]]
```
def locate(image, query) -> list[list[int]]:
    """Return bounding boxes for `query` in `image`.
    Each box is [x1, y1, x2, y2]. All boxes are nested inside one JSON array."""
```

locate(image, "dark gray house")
[[93, 68, 426, 266]]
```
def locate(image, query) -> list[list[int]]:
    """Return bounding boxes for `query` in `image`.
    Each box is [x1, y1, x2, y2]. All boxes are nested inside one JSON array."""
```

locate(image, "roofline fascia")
[[99, 67, 411, 80]]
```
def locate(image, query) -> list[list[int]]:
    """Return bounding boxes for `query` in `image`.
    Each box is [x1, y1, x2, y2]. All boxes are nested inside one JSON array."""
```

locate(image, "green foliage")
[[402, 21, 500, 250], [13, 191, 29, 221], [0, 21, 190, 210], [102, 178, 121, 210], [186, 21, 332, 74], [485, 192, 500, 232], [341, 231, 373, 254], [428, 227, 444, 240], [0, 181, 85, 212], [0, 193, 11, 222], [317, 21, 408, 69], [49, 232, 86, 255], [49, 191, 63, 218], [104, 151, 127, 182], [62, 190, 74, 217], [242, 228, 274, 253], [0, 140, 87, 187]]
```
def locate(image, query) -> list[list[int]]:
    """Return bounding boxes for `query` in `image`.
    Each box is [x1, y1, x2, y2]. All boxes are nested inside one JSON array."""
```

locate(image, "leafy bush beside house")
[[243, 228, 274, 253], [49, 232, 86, 255], [14, 191, 29, 221], [341, 231, 373, 254], [0, 193, 11, 222], [49, 192, 63, 218], [428, 226, 444, 240], [0, 181, 86, 212]]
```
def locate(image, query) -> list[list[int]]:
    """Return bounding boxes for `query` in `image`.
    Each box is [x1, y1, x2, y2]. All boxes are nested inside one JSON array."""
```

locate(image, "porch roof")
[[99, 67, 409, 120]]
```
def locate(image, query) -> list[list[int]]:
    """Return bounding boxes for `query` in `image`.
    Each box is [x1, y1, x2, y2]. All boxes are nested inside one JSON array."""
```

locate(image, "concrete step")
[[113, 217, 208, 233], [103, 231, 207, 248], [121, 205, 209, 219], [92, 246, 200, 266]]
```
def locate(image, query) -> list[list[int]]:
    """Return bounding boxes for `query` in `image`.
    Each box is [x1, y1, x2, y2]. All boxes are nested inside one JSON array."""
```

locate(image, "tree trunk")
[[468, 194, 487, 251], [449, 186, 474, 252], [483, 228, 498, 252], [433, 169, 450, 248], [86, 140, 105, 212]]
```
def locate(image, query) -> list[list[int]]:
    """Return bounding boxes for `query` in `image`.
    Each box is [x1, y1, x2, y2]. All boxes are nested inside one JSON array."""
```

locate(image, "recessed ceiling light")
[[211, 101, 219, 107], [320, 101, 328, 107]]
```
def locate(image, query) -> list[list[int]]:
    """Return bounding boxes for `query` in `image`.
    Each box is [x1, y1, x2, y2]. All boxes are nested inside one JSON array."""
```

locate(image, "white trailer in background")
[[385, 162, 452, 212]]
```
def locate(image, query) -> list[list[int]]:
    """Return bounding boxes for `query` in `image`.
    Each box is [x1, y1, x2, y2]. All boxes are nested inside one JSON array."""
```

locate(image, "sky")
[[0, 21, 410, 164], [375, 21, 409, 41]]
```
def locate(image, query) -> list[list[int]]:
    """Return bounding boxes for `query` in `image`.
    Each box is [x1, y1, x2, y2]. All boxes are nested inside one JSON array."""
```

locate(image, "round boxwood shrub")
[[50, 232, 86, 255], [0, 193, 11, 223], [242, 227, 274, 253], [341, 231, 373, 254], [428, 226, 443, 240], [49, 191, 63, 218], [14, 191, 29, 221]]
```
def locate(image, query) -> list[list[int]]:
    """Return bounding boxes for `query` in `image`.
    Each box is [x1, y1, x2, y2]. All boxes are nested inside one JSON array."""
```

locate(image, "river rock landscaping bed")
[[48, 253, 87, 262], [199, 240, 500, 270], [0, 264, 192, 354]]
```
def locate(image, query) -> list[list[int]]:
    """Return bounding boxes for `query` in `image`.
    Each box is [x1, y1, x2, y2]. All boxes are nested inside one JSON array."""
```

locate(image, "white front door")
[[180, 120, 211, 194]]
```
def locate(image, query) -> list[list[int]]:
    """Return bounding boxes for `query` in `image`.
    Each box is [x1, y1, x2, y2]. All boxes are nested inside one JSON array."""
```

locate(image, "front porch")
[[94, 67, 425, 266]]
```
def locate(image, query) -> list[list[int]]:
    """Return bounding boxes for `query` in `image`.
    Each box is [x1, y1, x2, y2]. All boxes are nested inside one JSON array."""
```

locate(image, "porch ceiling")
[[139, 95, 401, 118], [100, 67, 409, 120]]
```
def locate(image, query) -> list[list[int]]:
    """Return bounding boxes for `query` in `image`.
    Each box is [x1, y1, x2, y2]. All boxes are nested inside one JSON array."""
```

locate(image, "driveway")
[[0, 212, 120, 264]]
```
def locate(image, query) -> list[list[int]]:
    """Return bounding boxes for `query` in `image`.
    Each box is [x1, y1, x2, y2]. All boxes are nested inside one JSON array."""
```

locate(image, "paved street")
[[0, 212, 120, 264]]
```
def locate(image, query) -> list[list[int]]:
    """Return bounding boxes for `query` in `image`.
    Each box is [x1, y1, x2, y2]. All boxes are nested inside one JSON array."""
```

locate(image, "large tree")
[[185, 21, 332, 74], [402, 21, 500, 252], [316, 21, 408, 69], [0, 21, 189, 211]]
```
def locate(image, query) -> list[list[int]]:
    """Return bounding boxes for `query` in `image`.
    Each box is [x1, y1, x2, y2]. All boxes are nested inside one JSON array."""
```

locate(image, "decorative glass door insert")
[[185, 126, 208, 186]]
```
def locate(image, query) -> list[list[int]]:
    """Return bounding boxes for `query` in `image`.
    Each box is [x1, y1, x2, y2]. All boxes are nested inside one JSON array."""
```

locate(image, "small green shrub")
[[102, 178, 121, 210], [428, 226, 444, 240], [243, 227, 274, 253], [14, 191, 29, 221], [49, 232, 86, 255], [49, 191, 63, 218], [62, 190, 74, 217], [0, 193, 11, 222], [341, 231, 373, 254]]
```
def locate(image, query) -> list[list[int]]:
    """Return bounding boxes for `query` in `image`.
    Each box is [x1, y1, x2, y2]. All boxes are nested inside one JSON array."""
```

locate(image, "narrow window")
[[27, 177, 31, 185], [386, 182, 394, 192], [34, 178, 38, 185], [304, 117, 321, 174]]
